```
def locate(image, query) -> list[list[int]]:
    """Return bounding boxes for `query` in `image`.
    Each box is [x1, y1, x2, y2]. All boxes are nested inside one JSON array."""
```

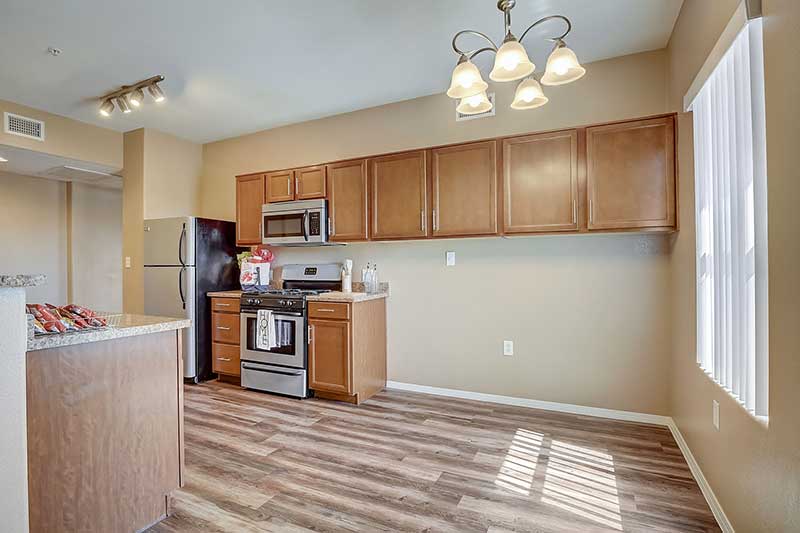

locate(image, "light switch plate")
[[446, 251, 456, 266], [124, 256, 131, 269], [712, 400, 720, 430], [503, 340, 513, 356]]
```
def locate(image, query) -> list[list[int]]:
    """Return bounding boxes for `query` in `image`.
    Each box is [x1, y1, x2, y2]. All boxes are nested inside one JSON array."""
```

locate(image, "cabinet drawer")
[[211, 297, 240, 313], [212, 343, 241, 375], [212, 312, 240, 344], [308, 302, 350, 320]]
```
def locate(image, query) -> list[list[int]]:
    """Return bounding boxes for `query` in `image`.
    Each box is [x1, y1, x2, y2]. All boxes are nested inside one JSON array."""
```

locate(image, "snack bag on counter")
[[26, 304, 67, 333], [63, 304, 107, 327], [240, 246, 274, 293]]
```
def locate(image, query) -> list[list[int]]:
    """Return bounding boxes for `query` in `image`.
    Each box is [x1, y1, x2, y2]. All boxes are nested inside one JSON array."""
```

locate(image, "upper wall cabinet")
[[295, 165, 327, 200], [586, 116, 676, 230], [503, 130, 579, 233], [431, 141, 498, 237], [265, 170, 294, 203], [327, 159, 368, 242], [235, 173, 265, 245], [369, 150, 428, 240]]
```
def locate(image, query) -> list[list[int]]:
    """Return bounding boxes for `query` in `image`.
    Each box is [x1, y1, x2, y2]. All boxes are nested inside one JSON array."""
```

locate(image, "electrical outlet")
[[503, 340, 513, 356], [712, 400, 720, 430], [446, 251, 456, 266], [124, 256, 131, 269]]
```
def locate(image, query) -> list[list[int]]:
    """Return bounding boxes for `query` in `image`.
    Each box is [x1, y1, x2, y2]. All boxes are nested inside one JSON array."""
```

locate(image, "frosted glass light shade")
[[447, 59, 488, 99], [490, 39, 535, 82], [457, 91, 492, 115], [511, 78, 548, 110], [541, 42, 585, 86]]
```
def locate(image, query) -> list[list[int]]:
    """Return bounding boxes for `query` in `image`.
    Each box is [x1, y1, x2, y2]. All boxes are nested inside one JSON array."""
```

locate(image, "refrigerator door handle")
[[178, 223, 187, 266], [179, 266, 186, 310]]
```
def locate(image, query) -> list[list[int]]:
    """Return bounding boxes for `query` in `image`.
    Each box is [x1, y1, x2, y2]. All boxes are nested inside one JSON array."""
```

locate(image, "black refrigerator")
[[143, 217, 241, 382]]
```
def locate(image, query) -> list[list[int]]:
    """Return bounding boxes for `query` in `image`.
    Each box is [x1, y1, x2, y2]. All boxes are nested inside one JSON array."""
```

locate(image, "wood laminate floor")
[[148, 381, 721, 533]]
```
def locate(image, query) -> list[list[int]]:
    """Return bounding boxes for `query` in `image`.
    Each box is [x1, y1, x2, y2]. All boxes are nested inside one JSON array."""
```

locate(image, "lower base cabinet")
[[211, 296, 241, 378], [308, 298, 387, 404]]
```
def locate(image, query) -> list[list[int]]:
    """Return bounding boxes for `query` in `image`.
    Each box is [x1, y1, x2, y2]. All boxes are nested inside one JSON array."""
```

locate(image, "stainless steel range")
[[239, 263, 341, 398]]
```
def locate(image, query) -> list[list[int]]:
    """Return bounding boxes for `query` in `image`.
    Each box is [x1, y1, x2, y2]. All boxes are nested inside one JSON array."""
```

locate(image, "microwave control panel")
[[308, 212, 321, 236]]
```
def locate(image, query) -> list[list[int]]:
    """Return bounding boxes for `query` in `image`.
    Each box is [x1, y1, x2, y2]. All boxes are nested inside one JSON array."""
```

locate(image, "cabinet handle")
[[215, 303, 231, 307], [217, 357, 232, 362], [433, 209, 438, 232], [328, 216, 334, 236], [420, 210, 425, 232], [588, 198, 593, 224], [294, 176, 299, 196], [308, 325, 313, 344], [316, 308, 335, 313], [216, 326, 231, 331]]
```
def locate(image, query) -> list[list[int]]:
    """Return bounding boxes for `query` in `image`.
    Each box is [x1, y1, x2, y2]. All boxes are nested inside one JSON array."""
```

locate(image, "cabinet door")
[[370, 150, 428, 240], [308, 319, 351, 394], [327, 159, 368, 242], [431, 141, 498, 237], [586, 116, 676, 230], [235, 174, 265, 245], [296, 165, 327, 200], [266, 170, 295, 203], [503, 130, 578, 233]]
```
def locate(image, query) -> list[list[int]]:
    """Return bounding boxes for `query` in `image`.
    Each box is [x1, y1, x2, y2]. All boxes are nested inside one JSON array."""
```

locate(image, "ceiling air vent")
[[455, 92, 496, 122], [4, 112, 45, 141]]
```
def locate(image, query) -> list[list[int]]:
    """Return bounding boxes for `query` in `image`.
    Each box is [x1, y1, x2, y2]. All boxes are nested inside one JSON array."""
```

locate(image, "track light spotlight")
[[129, 88, 145, 107], [99, 98, 115, 117], [117, 96, 132, 114], [148, 83, 165, 102]]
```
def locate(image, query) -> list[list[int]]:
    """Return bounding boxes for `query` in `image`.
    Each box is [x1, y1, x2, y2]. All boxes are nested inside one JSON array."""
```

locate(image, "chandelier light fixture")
[[98, 75, 166, 117], [447, 0, 585, 115]]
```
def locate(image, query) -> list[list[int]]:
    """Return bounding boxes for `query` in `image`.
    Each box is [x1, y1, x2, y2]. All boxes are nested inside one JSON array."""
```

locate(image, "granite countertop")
[[306, 291, 388, 303], [27, 314, 191, 351], [0, 274, 46, 288], [207, 290, 243, 298]]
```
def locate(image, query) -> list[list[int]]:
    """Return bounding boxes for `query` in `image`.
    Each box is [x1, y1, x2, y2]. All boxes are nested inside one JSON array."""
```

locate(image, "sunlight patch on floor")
[[494, 428, 544, 496], [542, 440, 623, 531]]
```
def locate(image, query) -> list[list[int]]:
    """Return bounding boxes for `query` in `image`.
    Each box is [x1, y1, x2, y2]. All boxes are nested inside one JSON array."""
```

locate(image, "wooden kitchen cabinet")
[[211, 296, 241, 378], [431, 141, 498, 237], [308, 298, 386, 404], [295, 165, 327, 200], [265, 169, 295, 203], [503, 130, 579, 233], [370, 150, 428, 240], [586, 115, 676, 230], [235, 173, 265, 245], [327, 159, 369, 241]]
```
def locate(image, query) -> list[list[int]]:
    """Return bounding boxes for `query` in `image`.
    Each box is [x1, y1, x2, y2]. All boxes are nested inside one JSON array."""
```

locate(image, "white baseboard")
[[385, 380, 733, 533], [386, 381, 672, 426], [667, 420, 735, 533]]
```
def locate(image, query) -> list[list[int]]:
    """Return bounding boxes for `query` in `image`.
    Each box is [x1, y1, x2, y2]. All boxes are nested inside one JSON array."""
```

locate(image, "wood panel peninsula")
[[25, 313, 190, 533]]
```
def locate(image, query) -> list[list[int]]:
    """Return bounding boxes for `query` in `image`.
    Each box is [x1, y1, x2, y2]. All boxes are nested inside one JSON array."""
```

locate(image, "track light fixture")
[[97, 75, 166, 117], [447, 0, 585, 114]]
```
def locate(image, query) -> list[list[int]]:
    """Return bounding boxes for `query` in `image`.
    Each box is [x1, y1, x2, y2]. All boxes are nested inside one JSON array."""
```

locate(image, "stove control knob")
[[246, 298, 255, 305], [278, 299, 286, 306]]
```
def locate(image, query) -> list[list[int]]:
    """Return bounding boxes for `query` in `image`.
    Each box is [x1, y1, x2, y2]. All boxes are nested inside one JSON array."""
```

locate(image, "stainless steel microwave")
[[262, 199, 328, 246]]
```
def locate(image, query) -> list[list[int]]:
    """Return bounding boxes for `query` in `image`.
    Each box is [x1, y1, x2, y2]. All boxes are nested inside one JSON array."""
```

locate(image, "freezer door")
[[144, 265, 197, 379], [144, 217, 196, 266]]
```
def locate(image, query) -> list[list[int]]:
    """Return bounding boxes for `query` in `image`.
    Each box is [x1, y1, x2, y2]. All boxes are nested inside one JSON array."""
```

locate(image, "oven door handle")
[[241, 363, 303, 377]]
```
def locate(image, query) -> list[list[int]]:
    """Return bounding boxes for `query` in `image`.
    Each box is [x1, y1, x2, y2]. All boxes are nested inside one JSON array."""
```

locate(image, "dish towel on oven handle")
[[256, 309, 277, 350]]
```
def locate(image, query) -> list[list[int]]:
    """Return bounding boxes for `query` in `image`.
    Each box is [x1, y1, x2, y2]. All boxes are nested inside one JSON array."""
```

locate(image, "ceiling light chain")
[[97, 75, 166, 117], [447, 0, 586, 115]]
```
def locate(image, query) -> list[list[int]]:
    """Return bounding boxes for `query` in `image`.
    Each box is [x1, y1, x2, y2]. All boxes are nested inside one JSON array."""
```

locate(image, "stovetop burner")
[[251, 288, 332, 297]]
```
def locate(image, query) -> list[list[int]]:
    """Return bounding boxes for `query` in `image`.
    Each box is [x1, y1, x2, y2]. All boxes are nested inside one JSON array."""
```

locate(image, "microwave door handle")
[[302, 209, 309, 242]]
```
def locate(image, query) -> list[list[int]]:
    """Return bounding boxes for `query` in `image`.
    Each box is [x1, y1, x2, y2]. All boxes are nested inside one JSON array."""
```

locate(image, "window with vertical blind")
[[689, 18, 768, 416]]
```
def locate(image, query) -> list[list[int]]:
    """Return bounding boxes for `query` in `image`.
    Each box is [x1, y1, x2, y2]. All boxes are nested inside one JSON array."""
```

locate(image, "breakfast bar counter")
[[26, 314, 189, 533]]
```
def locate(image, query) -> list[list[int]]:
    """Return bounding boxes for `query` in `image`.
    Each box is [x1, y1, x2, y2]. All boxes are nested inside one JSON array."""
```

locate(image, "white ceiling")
[[0, 0, 683, 144], [0, 144, 122, 188]]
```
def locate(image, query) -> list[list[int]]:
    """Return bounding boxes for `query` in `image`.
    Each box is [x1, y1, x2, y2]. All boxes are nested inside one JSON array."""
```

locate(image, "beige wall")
[[0, 172, 68, 303], [0, 99, 122, 169], [121, 128, 202, 312], [143, 129, 202, 219], [200, 49, 674, 415], [667, 0, 800, 531], [71, 183, 123, 312], [122, 129, 145, 313]]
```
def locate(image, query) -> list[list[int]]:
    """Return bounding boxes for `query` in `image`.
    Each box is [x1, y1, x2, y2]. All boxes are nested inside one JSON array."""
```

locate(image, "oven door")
[[240, 311, 306, 369]]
